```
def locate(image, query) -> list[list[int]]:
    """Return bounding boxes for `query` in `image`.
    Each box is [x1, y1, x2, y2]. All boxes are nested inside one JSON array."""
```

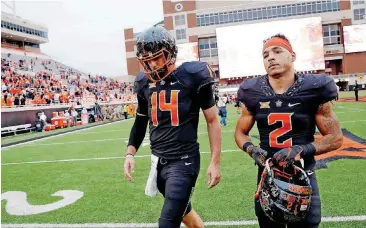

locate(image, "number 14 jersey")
[[134, 61, 215, 160], [237, 74, 337, 169]]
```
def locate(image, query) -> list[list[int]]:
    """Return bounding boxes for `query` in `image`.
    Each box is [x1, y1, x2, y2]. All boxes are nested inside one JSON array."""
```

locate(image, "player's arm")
[[126, 94, 149, 156], [124, 95, 149, 181], [312, 101, 343, 154], [199, 84, 221, 189], [234, 103, 267, 167], [234, 103, 255, 149], [273, 101, 343, 166]]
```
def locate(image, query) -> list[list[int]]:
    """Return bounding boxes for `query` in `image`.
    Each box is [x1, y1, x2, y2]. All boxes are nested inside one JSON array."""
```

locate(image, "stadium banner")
[[343, 24, 366, 54], [175, 42, 199, 66], [216, 17, 325, 78]]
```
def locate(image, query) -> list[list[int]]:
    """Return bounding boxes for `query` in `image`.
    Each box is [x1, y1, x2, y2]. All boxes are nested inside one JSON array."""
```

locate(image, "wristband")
[[126, 153, 134, 158], [242, 142, 254, 153], [300, 143, 316, 157]]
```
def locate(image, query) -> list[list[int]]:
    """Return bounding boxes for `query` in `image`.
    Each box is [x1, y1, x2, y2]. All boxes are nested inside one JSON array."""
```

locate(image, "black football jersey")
[[237, 74, 337, 170], [134, 61, 215, 159]]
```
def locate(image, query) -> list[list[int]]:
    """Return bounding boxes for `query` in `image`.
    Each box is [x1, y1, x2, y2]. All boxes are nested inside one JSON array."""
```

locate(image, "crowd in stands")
[[1, 52, 134, 107]]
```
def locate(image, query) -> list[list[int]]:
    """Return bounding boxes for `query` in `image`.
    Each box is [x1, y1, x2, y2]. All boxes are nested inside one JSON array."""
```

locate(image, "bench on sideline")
[[1, 124, 34, 137]]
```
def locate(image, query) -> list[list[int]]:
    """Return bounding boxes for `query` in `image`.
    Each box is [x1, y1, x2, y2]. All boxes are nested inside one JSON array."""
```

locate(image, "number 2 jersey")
[[134, 61, 216, 160], [237, 74, 337, 170]]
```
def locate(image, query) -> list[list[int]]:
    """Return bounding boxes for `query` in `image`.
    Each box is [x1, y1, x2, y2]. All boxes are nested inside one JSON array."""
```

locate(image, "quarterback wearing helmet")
[[234, 34, 343, 227], [124, 26, 222, 228]]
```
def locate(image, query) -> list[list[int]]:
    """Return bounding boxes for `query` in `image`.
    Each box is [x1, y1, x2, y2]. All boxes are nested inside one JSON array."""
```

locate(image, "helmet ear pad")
[[257, 159, 313, 224]]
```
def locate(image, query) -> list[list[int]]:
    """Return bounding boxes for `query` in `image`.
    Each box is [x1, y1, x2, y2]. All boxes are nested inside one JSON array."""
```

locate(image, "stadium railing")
[[1, 100, 137, 112]]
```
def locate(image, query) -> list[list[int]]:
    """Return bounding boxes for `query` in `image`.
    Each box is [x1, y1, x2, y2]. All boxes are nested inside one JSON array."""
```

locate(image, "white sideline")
[[2, 215, 366, 227], [1, 150, 241, 166], [1, 119, 132, 149]]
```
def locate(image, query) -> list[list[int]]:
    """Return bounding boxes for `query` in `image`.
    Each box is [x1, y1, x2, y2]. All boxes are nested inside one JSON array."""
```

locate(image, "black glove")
[[272, 144, 316, 166], [243, 142, 268, 167]]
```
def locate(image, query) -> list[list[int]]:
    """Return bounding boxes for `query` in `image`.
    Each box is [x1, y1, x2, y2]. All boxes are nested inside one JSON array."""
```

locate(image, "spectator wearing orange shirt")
[[6, 95, 13, 106]]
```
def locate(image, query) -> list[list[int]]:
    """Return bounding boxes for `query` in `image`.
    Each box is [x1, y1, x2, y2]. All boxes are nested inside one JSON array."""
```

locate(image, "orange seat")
[[45, 125, 53, 131], [61, 117, 67, 127], [51, 117, 62, 128], [6, 97, 13, 106]]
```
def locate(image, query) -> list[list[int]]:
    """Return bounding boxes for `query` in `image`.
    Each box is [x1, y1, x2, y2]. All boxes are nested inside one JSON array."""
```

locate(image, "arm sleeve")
[[198, 83, 216, 110], [136, 94, 148, 116], [127, 93, 149, 151], [127, 114, 148, 151]]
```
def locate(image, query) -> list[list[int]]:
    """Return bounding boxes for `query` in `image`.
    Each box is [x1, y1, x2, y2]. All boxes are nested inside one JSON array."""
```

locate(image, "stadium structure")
[[124, 0, 366, 92], [1, 9, 136, 132], [1, 11, 87, 77]]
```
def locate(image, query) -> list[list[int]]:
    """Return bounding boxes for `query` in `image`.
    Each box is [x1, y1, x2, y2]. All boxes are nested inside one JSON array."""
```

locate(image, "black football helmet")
[[136, 26, 178, 82], [255, 159, 312, 224]]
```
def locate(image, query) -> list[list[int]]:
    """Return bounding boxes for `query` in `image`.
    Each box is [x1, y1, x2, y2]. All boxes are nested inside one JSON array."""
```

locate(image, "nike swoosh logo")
[[185, 162, 193, 166], [170, 82, 178, 85], [288, 103, 301, 107]]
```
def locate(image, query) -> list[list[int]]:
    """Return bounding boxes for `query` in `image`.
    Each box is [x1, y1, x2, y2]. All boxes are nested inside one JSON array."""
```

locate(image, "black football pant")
[[355, 91, 358, 101], [255, 170, 321, 228], [157, 155, 200, 228]]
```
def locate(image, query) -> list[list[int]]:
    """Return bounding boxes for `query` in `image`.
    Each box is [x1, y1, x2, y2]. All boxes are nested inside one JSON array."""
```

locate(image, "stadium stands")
[[1, 48, 135, 108]]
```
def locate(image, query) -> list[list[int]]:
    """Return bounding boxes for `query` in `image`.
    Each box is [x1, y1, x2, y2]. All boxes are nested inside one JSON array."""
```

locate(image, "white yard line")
[[340, 120, 366, 123], [6, 118, 366, 148], [3, 117, 365, 149], [1, 150, 241, 166], [75, 129, 132, 134], [65, 112, 366, 135], [2, 215, 366, 227], [34, 138, 129, 146], [5, 130, 235, 148], [336, 110, 365, 114]]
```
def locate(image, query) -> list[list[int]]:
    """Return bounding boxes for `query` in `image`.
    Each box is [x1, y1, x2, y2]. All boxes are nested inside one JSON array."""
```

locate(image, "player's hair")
[[263, 34, 293, 48]]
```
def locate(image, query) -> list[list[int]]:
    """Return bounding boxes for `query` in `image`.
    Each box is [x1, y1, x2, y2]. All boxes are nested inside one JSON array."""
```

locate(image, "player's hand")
[[207, 162, 221, 189], [124, 156, 135, 182], [272, 145, 303, 166], [247, 146, 268, 167]]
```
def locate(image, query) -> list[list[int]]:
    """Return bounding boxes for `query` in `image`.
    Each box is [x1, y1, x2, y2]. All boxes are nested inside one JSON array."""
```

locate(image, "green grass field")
[[1, 101, 366, 227], [338, 90, 366, 98]]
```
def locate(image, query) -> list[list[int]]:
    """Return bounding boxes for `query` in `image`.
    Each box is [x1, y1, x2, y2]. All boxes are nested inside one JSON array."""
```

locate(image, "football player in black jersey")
[[234, 34, 343, 228], [123, 26, 222, 228]]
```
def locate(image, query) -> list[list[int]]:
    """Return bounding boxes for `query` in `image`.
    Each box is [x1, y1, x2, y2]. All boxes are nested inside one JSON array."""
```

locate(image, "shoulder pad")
[[300, 74, 337, 103], [181, 61, 208, 74], [175, 61, 215, 91], [134, 72, 149, 95], [299, 74, 330, 89], [237, 77, 261, 113], [317, 74, 337, 103], [239, 77, 259, 91]]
